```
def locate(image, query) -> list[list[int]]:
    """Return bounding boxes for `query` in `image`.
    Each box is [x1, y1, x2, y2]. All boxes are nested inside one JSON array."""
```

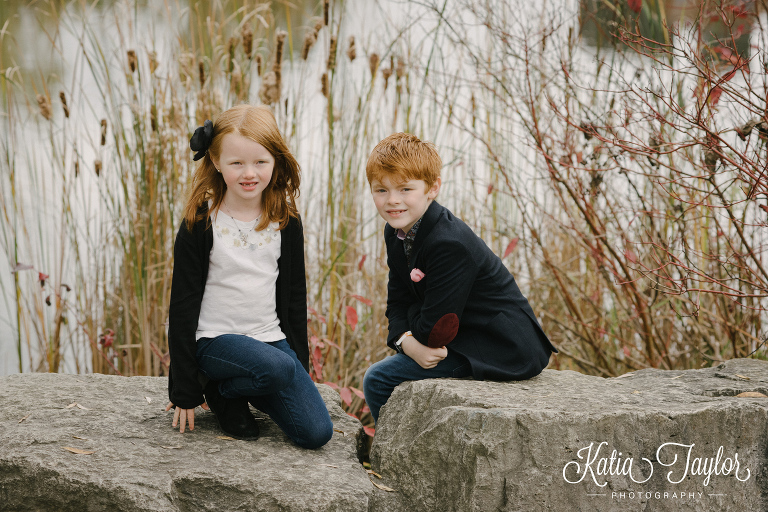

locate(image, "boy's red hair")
[[366, 133, 441, 188]]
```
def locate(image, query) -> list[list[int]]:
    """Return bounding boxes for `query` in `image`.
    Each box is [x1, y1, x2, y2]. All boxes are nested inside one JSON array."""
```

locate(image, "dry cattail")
[[74, 159, 79, 177], [150, 105, 158, 132], [302, 31, 317, 60], [327, 35, 337, 70], [323, 0, 329, 26], [321, 72, 329, 98], [395, 57, 405, 80], [94, 159, 102, 176], [199, 60, 206, 87], [228, 37, 237, 73], [382, 66, 393, 90], [59, 91, 69, 118], [242, 25, 253, 59], [369, 53, 380, 77], [259, 71, 280, 104], [231, 63, 243, 98], [255, 54, 263, 76], [100, 119, 107, 145], [275, 30, 287, 72], [148, 51, 158, 74], [314, 20, 323, 33], [36, 94, 52, 121], [346, 36, 356, 61], [127, 50, 137, 72]]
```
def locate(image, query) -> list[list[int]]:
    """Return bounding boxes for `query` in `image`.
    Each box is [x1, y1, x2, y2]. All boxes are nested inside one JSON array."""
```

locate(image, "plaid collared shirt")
[[396, 217, 422, 266]]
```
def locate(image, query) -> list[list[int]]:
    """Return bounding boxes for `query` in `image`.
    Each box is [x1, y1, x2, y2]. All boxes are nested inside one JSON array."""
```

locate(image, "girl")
[[165, 104, 333, 449]]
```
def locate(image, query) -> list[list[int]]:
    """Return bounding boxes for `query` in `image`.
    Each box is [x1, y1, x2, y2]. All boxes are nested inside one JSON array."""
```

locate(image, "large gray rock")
[[369, 358, 768, 512], [0, 373, 372, 511]]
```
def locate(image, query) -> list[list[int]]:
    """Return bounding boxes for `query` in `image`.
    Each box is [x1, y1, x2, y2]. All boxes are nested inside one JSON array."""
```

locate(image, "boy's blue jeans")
[[196, 335, 333, 449], [363, 349, 472, 423]]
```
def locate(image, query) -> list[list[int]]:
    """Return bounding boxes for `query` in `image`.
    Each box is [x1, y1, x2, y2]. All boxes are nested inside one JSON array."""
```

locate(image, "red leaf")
[[348, 386, 365, 399], [323, 381, 339, 390], [311, 346, 324, 380], [349, 294, 373, 306], [487, 183, 494, 195], [345, 306, 358, 331], [339, 387, 353, 406], [503, 238, 519, 259], [358, 254, 367, 271], [361, 405, 370, 414], [623, 346, 631, 358], [363, 426, 375, 437], [709, 86, 722, 107], [624, 249, 638, 263], [628, 0, 641, 13]]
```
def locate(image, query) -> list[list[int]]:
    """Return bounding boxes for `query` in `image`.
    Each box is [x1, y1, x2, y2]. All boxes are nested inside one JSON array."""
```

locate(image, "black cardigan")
[[385, 201, 557, 381], [167, 205, 309, 409]]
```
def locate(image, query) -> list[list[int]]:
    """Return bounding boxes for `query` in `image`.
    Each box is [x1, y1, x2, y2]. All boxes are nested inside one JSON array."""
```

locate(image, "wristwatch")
[[395, 331, 412, 353]]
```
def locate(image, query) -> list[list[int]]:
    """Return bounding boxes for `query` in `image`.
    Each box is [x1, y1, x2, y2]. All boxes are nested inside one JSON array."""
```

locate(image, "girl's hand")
[[165, 401, 209, 433], [401, 335, 448, 369]]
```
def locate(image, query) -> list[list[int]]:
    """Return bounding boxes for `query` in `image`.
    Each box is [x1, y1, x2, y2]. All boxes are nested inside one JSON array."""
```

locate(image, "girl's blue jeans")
[[363, 349, 472, 423], [196, 335, 333, 449]]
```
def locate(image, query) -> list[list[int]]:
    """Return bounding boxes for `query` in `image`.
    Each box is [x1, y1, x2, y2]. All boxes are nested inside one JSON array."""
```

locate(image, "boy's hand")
[[401, 335, 448, 369]]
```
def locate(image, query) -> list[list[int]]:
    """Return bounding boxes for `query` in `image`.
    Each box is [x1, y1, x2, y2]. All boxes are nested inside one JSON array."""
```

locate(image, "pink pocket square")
[[428, 313, 459, 348], [410, 268, 425, 282]]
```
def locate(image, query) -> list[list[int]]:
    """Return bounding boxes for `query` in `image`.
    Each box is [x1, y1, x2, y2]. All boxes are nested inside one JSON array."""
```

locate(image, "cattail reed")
[[150, 105, 158, 132], [327, 35, 337, 70], [302, 30, 317, 60], [242, 25, 253, 59], [59, 91, 69, 118], [74, 159, 79, 178], [228, 37, 237, 73], [369, 53, 380, 77], [255, 54, 263, 76], [324, 0, 329, 26], [148, 51, 158, 74], [274, 30, 286, 73], [321, 72, 329, 97], [36, 94, 52, 120], [346, 36, 356, 61], [314, 20, 323, 33], [100, 119, 107, 145], [259, 72, 280, 104], [382, 66, 393, 90], [395, 57, 405, 80], [94, 159, 102, 176], [199, 61, 206, 87], [127, 50, 137, 72]]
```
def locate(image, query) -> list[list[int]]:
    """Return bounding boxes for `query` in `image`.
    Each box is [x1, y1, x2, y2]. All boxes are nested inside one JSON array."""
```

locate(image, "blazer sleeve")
[[407, 239, 479, 346], [288, 216, 309, 371], [167, 221, 206, 409]]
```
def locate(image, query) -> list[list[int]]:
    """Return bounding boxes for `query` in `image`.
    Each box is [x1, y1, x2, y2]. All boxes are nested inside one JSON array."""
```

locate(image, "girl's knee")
[[295, 415, 333, 449]]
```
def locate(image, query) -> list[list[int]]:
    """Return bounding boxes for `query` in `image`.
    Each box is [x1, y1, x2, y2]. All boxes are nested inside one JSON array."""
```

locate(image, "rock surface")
[[0, 373, 371, 511], [369, 358, 768, 512]]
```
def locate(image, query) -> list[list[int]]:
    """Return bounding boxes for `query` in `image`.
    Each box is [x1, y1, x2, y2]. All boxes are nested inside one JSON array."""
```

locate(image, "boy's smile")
[[371, 177, 441, 233]]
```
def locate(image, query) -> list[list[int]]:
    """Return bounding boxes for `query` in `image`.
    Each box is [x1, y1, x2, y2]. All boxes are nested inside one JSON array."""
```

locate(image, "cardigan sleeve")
[[167, 220, 206, 409], [287, 216, 309, 371]]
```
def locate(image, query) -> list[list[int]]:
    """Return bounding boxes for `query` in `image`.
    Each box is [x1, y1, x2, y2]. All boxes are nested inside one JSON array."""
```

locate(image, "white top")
[[196, 209, 285, 342]]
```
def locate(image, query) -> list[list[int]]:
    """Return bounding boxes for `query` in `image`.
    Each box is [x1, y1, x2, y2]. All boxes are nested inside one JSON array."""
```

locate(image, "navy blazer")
[[167, 205, 308, 409], [385, 201, 557, 380]]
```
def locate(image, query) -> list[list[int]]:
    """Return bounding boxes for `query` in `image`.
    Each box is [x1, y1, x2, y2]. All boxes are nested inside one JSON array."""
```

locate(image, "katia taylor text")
[[562, 442, 751, 487]]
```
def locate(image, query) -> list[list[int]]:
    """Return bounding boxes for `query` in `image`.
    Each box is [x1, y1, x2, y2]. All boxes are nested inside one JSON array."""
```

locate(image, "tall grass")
[[0, 0, 766, 432]]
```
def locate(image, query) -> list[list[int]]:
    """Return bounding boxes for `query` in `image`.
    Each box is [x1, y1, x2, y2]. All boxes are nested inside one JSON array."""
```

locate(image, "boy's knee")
[[264, 354, 296, 390]]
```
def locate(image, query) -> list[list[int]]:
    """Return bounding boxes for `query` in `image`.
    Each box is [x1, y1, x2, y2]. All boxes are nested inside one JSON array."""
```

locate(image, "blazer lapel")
[[408, 200, 443, 272]]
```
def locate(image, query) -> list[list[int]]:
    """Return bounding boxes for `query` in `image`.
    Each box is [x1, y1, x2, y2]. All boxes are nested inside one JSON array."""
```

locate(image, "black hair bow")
[[190, 120, 214, 161]]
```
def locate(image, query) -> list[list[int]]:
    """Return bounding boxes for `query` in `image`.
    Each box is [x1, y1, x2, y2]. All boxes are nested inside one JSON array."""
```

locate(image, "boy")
[[363, 133, 558, 423]]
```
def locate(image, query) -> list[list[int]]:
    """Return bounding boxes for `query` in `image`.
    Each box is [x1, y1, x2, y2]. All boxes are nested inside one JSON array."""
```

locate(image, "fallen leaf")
[[145, 396, 153, 404], [216, 436, 236, 441], [370, 479, 395, 492], [366, 469, 383, 479], [63, 447, 95, 455], [631, 390, 642, 394], [66, 402, 77, 408], [734, 374, 751, 380], [72, 436, 89, 440], [18, 414, 30, 424], [333, 428, 347, 436], [161, 446, 182, 450], [319, 464, 339, 468], [735, 392, 767, 398], [670, 375, 684, 380], [76, 404, 89, 410]]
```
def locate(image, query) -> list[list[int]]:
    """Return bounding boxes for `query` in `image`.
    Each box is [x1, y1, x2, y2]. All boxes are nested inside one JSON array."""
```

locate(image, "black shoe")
[[203, 380, 260, 439]]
